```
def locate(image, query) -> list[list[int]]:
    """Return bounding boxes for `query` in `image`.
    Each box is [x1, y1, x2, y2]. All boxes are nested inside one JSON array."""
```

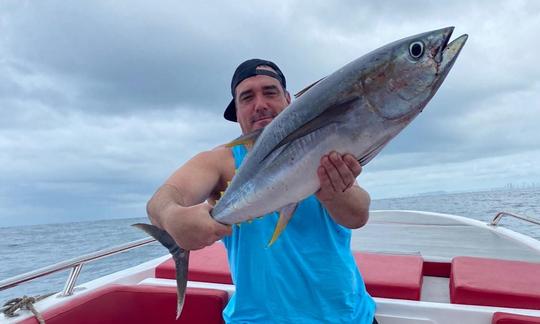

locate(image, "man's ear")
[[285, 90, 291, 104]]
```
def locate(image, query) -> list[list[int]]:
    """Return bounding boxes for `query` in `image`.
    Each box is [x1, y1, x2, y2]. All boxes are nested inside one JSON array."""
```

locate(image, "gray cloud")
[[1, 0, 539, 225], [0, 107, 239, 225]]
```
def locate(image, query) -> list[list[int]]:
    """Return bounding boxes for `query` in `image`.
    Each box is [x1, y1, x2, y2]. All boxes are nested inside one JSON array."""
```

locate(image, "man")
[[147, 59, 376, 323]]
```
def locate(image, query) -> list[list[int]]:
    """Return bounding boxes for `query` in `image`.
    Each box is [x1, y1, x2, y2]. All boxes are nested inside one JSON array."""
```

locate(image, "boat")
[[1, 210, 540, 323]]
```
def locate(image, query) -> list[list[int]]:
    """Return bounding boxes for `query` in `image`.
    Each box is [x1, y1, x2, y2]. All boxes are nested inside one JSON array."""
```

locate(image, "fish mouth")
[[434, 27, 454, 63], [437, 28, 468, 70]]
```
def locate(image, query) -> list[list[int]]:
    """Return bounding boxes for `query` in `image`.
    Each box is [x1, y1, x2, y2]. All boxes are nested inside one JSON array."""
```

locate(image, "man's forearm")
[[146, 184, 185, 229], [321, 185, 370, 229]]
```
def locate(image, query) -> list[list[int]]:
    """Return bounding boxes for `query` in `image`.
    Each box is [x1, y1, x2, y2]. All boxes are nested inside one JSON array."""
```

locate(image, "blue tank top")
[[222, 145, 375, 323]]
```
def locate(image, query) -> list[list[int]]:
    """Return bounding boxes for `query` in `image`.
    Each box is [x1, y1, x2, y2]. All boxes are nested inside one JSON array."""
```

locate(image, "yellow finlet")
[[225, 138, 254, 148], [225, 128, 263, 148]]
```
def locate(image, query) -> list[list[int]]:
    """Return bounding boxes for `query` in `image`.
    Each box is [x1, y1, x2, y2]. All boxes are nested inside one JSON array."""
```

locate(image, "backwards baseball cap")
[[224, 58, 286, 122]]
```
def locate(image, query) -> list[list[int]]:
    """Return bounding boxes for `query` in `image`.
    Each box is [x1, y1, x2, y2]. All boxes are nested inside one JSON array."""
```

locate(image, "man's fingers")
[[328, 152, 353, 191], [318, 152, 362, 198], [343, 154, 362, 177], [202, 202, 214, 212], [320, 158, 338, 192], [203, 203, 232, 236], [316, 166, 326, 187]]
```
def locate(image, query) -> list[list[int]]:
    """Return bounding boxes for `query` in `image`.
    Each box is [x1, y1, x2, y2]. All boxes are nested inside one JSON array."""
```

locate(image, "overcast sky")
[[1, 1, 539, 226]]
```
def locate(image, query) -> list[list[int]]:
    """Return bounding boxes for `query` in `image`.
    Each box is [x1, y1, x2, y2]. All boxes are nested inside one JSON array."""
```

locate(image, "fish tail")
[[132, 223, 190, 319]]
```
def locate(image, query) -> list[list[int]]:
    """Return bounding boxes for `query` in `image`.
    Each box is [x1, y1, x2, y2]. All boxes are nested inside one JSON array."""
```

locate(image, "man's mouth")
[[254, 116, 273, 123], [252, 114, 275, 124]]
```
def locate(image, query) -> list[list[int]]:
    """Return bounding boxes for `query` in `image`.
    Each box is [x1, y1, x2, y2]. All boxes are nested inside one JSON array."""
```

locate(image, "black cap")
[[224, 59, 286, 122]]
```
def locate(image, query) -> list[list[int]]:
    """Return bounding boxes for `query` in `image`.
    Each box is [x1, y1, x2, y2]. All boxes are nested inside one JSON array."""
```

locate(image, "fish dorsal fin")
[[267, 203, 298, 247], [294, 76, 326, 98], [262, 96, 361, 162], [225, 128, 264, 148]]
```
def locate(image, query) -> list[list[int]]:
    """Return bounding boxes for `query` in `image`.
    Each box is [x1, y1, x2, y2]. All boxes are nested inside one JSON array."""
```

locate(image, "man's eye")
[[264, 91, 278, 96], [241, 95, 253, 102]]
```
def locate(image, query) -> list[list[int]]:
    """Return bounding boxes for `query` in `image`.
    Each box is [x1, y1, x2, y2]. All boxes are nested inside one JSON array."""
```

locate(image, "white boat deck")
[[351, 210, 540, 263]]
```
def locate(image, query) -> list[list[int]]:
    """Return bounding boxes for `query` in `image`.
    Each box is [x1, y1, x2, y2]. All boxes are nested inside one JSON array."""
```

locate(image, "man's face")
[[234, 67, 291, 134]]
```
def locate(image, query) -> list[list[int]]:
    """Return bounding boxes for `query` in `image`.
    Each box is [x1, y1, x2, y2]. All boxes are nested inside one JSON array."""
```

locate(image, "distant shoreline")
[[375, 186, 539, 200]]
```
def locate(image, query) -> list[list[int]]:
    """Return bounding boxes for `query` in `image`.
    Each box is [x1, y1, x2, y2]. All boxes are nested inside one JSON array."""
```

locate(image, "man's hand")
[[161, 202, 232, 250], [316, 151, 362, 203], [315, 151, 370, 229]]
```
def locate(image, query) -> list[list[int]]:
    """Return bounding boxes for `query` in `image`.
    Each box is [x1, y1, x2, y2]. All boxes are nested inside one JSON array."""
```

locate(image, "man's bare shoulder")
[[195, 145, 235, 195], [211, 144, 234, 155], [188, 145, 235, 176], [166, 145, 234, 192], [192, 145, 232, 163]]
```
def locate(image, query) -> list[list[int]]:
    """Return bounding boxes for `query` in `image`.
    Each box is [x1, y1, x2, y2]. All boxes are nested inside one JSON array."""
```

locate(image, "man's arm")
[[146, 148, 232, 250], [315, 152, 370, 229]]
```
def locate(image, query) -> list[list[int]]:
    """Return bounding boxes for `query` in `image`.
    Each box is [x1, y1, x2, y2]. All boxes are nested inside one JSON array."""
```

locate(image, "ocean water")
[[370, 187, 540, 240], [1, 188, 539, 304]]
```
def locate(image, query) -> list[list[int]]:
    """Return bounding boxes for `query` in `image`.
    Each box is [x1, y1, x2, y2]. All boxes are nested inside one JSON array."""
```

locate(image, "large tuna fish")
[[135, 26, 467, 318]]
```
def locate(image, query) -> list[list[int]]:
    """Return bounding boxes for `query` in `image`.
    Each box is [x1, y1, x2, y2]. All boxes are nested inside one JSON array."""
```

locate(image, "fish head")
[[361, 27, 468, 121]]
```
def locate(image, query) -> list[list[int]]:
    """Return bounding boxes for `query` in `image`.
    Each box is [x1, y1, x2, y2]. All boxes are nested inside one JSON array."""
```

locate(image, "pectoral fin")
[[267, 203, 298, 247], [132, 223, 189, 319], [357, 137, 391, 166], [262, 96, 361, 162], [225, 128, 264, 148]]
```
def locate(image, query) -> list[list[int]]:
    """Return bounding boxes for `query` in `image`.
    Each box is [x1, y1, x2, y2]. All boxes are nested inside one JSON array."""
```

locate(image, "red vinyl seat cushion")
[[451, 256, 540, 310], [492, 312, 540, 324], [155, 243, 233, 284], [354, 252, 424, 300], [20, 285, 228, 324], [157, 243, 424, 300]]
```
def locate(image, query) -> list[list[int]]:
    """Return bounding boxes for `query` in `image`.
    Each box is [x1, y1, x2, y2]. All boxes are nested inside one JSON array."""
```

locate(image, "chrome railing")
[[0, 237, 156, 297], [490, 211, 540, 226]]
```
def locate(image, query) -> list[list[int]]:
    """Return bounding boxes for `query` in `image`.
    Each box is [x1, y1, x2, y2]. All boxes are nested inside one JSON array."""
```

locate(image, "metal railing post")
[[59, 264, 84, 297], [490, 211, 540, 226]]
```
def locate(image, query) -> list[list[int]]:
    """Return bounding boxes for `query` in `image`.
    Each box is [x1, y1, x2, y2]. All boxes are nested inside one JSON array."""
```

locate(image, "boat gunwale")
[[369, 210, 540, 254]]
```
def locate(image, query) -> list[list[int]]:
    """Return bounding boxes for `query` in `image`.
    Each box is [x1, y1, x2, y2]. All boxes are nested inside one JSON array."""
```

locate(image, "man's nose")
[[253, 95, 269, 112]]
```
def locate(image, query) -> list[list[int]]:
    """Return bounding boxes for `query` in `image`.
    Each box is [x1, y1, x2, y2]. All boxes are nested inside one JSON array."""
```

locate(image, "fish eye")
[[409, 41, 424, 59]]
